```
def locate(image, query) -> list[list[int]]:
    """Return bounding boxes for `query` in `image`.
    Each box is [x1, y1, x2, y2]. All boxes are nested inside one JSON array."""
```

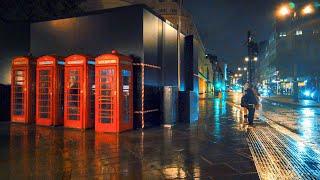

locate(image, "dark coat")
[[241, 88, 258, 107]]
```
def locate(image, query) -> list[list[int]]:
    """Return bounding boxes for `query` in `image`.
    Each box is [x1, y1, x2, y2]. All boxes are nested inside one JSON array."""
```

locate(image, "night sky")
[[184, 0, 279, 68]]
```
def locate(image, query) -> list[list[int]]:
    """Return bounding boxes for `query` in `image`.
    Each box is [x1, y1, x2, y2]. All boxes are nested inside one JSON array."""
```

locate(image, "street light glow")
[[238, 67, 241, 71], [254, 57, 258, 61], [276, 4, 291, 18], [244, 67, 247, 71], [301, 4, 314, 15], [245, 57, 249, 62]]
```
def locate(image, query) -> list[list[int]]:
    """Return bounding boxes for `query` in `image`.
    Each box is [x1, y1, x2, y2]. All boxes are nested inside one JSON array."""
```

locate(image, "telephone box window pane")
[[122, 70, 131, 123], [40, 76, 49, 81], [101, 117, 111, 123], [15, 87, 23, 92], [99, 68, 114, 124], [69, 115, 79, 120], [40, 113, 49, 118], [89, 66, 95, 121], [68, 108, 80, 114], [67, 70, 80, 121], [13, 70, 25, 116], [40, 70, 49, 75], [38, 70, 51, 119], [15, 93, 23, 98]]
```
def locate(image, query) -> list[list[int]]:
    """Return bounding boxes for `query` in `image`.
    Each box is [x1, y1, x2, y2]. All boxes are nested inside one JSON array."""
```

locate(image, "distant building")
[[258, 1, 320, 98]]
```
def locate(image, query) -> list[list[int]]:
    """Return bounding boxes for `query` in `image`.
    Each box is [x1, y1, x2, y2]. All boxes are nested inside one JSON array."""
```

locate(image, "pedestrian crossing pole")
[[247, 31, 258, 87]]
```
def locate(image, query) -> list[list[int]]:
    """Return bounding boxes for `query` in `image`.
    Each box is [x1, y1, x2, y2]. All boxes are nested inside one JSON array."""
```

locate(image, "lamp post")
[[246, 31, 258, 87]]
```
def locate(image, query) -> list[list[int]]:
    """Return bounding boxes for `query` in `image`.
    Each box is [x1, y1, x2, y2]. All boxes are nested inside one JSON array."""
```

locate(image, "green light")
[[215, 82, 222, 89], [289, 2, 295, 9]]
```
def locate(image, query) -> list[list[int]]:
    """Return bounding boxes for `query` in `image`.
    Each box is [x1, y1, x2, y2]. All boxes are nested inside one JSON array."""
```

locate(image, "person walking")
[[242, 83, 250, 121], [241, 87, 258, 126]]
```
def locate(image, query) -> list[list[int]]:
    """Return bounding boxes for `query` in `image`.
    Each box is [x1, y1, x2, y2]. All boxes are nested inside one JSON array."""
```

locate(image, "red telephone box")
[[11, 56, 36, 124], [95, 51, 133, 133], [36, 55, 64, 126], [64, 54, 95, 129]]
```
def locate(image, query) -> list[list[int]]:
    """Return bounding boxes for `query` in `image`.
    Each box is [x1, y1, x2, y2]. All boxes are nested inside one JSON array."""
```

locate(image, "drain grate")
[[247, 127, 320, 180]]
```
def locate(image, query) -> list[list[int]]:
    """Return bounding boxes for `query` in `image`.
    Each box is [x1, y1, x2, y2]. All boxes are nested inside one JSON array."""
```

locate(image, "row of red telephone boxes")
[[11, 51, 133, 133]]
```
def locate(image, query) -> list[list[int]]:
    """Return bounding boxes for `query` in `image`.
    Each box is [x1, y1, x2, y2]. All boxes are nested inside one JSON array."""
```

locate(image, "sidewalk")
[[0, 98, 259, 179], [263, 96, 320, 108], [227, 94, 320, 179], [247, 120, 320, 179]]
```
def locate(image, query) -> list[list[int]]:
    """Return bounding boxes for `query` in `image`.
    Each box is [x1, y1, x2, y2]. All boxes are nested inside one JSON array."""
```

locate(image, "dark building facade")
[[0, 21, 30, 85], [258, 2, 320, 99], [29, 5, 199, 128]]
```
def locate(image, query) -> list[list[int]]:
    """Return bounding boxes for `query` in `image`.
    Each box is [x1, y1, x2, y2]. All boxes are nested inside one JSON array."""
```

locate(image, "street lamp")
[[301, 4, 315, 15], [253, 57, 258, 62], [245, 57, 249, 62], [277, 4, 291, 17], [244, 67, 247, 71], [238, 67, 242, 71]]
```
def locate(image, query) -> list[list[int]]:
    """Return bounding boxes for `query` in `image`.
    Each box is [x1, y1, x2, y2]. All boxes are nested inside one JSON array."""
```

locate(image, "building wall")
[[0, 21, 30, 85], [197, 41, 213, 94], [30, 6, 144, 58]]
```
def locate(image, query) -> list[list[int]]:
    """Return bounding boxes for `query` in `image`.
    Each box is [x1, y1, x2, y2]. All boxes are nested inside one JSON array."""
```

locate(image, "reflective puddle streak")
[[247, 126, 320, 180]]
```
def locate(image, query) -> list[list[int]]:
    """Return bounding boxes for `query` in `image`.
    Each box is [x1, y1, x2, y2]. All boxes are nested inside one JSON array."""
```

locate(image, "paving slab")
[[0, 97, 257, 179]]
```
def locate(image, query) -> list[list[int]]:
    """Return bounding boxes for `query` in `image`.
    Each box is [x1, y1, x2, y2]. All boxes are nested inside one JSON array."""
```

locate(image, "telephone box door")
[[36, 67, 53, 125], [12, 68, 27, 122], [65, 67, 83, 128], [96, 66, 117, 132]]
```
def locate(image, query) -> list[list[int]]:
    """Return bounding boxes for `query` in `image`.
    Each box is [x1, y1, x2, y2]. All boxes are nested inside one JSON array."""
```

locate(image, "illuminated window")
[[296, 30, 303, 36], [158, 8, 166, 13], [279, 32, 287, 37]]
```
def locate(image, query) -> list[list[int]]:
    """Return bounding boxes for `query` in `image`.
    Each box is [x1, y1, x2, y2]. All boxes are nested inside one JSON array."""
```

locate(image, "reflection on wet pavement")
[[228, 92, 320, 179], [0, 95, 258, 179], [247, 126, 320, 179], [261, 100, 320, 146]]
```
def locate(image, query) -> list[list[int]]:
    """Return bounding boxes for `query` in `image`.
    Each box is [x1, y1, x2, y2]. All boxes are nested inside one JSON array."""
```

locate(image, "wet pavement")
[[229, 92, 320, 147], [228, 92, 320, 179], [247, 124, 320, 179], [0, 94, 258, 179], [261, 100, 320, 146]]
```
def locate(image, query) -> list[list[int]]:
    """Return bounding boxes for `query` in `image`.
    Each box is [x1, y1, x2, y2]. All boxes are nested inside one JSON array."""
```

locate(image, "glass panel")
[[122, 70, 131, 123], [13, 70, 25, 116], [67, 70, 80, 121], [99, 68, 114, 124], [38, 69, 51, 119], [89, 66, 95, 121]]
